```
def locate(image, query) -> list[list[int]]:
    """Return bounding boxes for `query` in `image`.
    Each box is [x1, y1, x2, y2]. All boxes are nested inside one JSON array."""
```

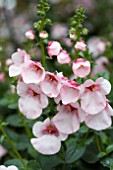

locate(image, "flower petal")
[[19, 96, 42, 119], [31, 135, 61, 155], [85, 109, 112, 131], [81, 91, 106, 114], [32, 122, 44, 138], [53, 110, 80, 134]]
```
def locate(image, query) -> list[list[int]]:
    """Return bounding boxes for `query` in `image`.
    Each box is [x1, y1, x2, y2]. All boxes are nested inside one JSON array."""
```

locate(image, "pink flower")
[[17, 82, 48, 119], [57, 50, 71, 64], [80, 77, 111, 114], [21, 60, 45, 84], [51, 23, 67, 39], [31, 118, 68, 155], [25, 29, 35, 40], [87, 37, 106, 57], [60, 80, 80, 104], [39, 31, 48, 39], [47, 41, 62, 58], [85, 101, 113, 130], [0, 145, 7, 158], [53, 102, 82, 134], [6, 58, 13, 66], [0, 73, 5, 82], [92, 56, 109, 76], [74, 40, 87, 51], [40, 72, 61, 98], [9, 49, 31, 77], [72, 58, 90, 78], [0, 165, 18, 170]]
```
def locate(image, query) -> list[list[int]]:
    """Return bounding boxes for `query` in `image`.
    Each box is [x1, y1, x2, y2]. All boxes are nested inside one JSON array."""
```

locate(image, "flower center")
[[86, 84, 95, 92], [67, 105, 77, 112], [42, 124, 59, 136], [48, 75, 56, 82]]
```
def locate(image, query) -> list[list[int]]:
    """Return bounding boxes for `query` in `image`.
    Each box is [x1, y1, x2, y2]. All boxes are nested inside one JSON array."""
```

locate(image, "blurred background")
[[0, 0, 113, 56]]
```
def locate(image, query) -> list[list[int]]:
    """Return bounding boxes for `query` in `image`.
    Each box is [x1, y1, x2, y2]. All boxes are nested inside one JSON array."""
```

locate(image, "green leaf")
[[66, 141, 86, 163], [79, 125, 89, 133], [82, 143, 99, 163], [98, 152, 107, 158], [40, 154, 64, 169], [101, 158, 113, 168], [0, 135, 5, 143], [6, 115, 24, 127], [8, 103, 18, 109], [27, 160, 41, 170], [4, 159, 28, 169], [106, 144, 113, 154]]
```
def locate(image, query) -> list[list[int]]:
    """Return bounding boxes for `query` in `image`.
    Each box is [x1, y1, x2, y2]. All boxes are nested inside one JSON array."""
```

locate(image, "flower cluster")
[[9, 39, 113, 155]]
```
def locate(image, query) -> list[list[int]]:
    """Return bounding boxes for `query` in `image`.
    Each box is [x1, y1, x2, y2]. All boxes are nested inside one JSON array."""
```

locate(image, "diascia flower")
[[40, 72, 61, 98], [72, 58, 90, 78], [84, 101, 113, 130], [92, 56, 109, 76], [80, 77, 111, 114], [9, 48, 31, 77], [60, 80, 80, 104], [39, 30, 48, 39], [21, 60, 45, 84], [0, 165, 18, 170], [17, 82, 48, 119], [57, 50, 71, 64], [74, 40, 87, 51], [31, 118, 68, 155], [25, 29, 35, 40], [53, 102, 85, 134], [47, 41, 62, 58], [0, 145, 7, 158]]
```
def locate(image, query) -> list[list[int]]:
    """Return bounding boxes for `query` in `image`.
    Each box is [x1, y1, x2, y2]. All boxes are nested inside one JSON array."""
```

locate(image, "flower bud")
[[25, 30, 35, 40], [39, 31, 48, 39]]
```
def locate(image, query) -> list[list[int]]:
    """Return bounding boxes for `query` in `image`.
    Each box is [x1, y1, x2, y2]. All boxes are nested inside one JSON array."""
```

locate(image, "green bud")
[[82, 28, 88, 35]]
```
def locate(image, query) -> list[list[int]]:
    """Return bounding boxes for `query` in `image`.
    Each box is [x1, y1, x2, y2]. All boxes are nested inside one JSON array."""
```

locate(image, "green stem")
[[0, 126, 27, 169], [40, 39, 46, 68], [23, 121, 32, 139], [19, 113, 32, 139], [95, 135, 103, 152]]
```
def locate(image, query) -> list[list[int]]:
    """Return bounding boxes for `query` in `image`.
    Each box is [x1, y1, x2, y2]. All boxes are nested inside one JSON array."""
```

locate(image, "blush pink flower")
[[9, 48, 31, 77], [47, 41, 62, 58], [31, 118, 68, 155], [85, 101, 113, 130], [92, 56, 109, 76], [80, 77, 111, 114], [0, 165, 18, 170], [17, 82, 48, 119], [74, 40, 87, 51], [87, 37, 106, 57], [60, 80, 80, 104], [72, 58, 90, 78], [57, 50, 71, 64], [0, 145, 7, 158], [25, 29, 35, 40], [39, 30, 48, 39], [40, 72, 61, 98], [21, 60, 45, 84], [0, 73, 5, 82], [53, 102, 83, 134]]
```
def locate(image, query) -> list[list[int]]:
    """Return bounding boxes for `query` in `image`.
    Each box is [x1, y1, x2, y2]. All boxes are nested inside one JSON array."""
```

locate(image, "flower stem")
[[40, 39, 46, 68], [19, 113, 32, 139], [95, 135, 103, 152], [0, 125, 27, 169], [40, 18, 47, 68]]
